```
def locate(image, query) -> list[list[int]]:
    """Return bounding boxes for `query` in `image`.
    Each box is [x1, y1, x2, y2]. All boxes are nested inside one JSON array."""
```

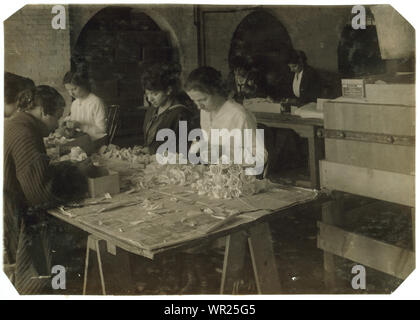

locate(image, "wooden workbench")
[[49, 183, 320, 295], [254, 112, 324, 189]]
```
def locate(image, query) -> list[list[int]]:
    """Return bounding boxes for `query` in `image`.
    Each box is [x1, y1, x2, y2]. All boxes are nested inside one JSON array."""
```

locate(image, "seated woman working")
[[61, 71, 107, 145], [142, 62, 197, 155], [282, 50, 321, 108], [185, 66, 266, 177], [165, 67, 266, 293], [266, 50, 320, 175]]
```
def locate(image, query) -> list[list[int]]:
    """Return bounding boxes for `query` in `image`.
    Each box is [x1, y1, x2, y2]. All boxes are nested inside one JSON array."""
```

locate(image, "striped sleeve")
[[11, 130, 57, 208]]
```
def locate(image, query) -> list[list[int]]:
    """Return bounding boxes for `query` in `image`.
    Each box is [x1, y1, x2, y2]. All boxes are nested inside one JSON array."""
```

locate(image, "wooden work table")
[[254, 112, 325, 189], [49, 182, 321, 295]]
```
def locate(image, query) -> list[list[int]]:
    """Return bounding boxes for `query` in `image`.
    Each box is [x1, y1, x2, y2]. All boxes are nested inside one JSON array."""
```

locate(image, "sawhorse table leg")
[[220, 222, 281, 294], [83, 235, 106, 295], [307, 127, 324, 189], [83, 235, 134, 295]]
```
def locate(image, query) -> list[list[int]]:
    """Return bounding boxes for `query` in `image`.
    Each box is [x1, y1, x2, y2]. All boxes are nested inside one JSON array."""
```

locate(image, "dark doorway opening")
[[73, 6, 178, 146], [229, 10, 293, 99], [73, 6, 177, 109], [337, 11, 386, 78]]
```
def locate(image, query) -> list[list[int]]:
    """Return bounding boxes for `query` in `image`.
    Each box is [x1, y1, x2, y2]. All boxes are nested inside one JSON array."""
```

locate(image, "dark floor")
[[47, 187, 412, 296]]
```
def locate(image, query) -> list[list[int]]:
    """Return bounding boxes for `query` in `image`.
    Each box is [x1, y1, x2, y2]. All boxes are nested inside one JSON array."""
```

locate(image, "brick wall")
[[4, 4, 72, 108]]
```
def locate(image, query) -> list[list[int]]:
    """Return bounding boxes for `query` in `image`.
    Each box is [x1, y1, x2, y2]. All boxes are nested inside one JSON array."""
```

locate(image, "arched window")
[[337, 9, 385, 78], [73, 6, 178, 109], [229, 10, 293, 99]]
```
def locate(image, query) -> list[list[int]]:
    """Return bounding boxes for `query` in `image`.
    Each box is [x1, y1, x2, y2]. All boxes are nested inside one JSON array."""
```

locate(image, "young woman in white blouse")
[[62, 71, 107, 143], [185, 66, 266, 176]]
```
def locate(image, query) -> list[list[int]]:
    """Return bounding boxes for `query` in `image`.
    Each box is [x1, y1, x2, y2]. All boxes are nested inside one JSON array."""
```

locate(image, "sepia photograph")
[[1, 1, 416, 299]]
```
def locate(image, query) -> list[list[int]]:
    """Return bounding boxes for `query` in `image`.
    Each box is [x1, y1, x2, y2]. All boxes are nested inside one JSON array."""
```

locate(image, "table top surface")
[[49, 182, 319, 259], [254, 112, 324, 126]]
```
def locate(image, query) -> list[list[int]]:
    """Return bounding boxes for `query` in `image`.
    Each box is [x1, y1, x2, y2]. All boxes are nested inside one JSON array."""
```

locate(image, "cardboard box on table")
[[87, 166, 120, 198]]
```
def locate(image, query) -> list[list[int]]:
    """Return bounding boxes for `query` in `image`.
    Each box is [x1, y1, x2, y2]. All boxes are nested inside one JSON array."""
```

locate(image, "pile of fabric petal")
[[140, 152, 265, 199], [191, 164, 259, 199], [141, 160, 205, 189], [98, 144, 151, 165], [58, 146, 88, 162], [44, 132, 70, 146]]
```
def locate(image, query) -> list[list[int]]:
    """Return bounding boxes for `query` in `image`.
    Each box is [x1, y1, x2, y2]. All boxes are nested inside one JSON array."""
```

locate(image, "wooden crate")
[[319, 98, 415, 286], [320, 160, 415, 207], [365, 84, 415, 107], [323, 101, 415, 136], [318, 221, 415, 280], [322, 100, 415, 203], [324, 140, 414, 175], [88, 168, 120, 198]]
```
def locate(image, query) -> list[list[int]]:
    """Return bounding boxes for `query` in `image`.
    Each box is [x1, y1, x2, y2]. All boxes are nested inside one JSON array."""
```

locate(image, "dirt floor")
[[47, 190, 412, 296]]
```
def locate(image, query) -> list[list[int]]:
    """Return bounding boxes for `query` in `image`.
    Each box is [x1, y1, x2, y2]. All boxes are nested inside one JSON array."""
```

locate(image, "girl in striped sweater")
[[4, 85, 86, 294]]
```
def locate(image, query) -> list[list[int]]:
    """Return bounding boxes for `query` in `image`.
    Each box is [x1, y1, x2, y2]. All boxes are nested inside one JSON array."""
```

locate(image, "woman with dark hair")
[[160, 67, 267, 293], [142, 62, 196, 155], [282, 50, 321, 107], [4, 72, 35, 117], [185, 66, 266, 174], [62, 71, 107, 142], [4, 85, 87, 294]]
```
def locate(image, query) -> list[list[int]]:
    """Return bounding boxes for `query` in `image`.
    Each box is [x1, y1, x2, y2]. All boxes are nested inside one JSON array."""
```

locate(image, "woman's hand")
[[58, 117, 67, 128], [55, 126, 66, 137], [65, 120, 80, 129], [141, 146, 150, 155]]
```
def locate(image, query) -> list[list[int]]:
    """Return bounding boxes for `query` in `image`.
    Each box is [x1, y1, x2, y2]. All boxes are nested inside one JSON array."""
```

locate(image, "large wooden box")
[[365, 84, 415, 107], [321, 100, 415, 206]]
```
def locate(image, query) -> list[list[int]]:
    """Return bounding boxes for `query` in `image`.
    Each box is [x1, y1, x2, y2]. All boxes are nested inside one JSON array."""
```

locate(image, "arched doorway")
[[337, 9, 386, 78], [229, 10, 293, 99], [73, 6, 179, 109]]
